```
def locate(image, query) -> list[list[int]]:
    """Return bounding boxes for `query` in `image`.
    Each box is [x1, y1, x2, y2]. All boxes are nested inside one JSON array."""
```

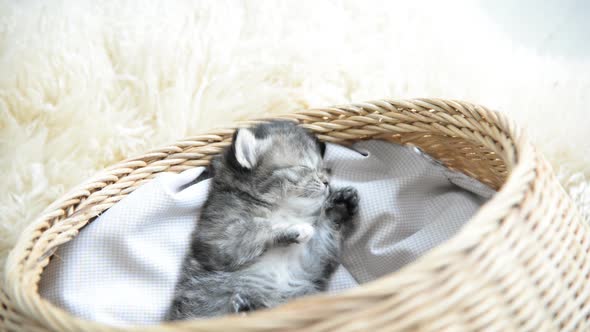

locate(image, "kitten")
[[165, 121, 359, 320]]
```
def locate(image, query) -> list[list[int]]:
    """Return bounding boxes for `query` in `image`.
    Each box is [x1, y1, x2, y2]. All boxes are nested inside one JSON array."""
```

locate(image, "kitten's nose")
[[319, 173, 329, 187]]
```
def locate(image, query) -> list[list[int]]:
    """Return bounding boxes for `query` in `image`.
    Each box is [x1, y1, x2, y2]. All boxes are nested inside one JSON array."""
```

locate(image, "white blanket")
[[40, 141, 494, 326]]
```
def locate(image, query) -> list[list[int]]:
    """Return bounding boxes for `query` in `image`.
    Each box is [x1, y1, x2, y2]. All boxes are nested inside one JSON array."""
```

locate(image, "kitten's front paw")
[[325, 187, 359, 226], [293, 223, 315, 243], [273, 223, 315, 245], [332, 187, 360, 215]]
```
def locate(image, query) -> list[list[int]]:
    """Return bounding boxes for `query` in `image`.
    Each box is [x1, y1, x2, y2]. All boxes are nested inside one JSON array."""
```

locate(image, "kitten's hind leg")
[[230, 293, 252, 313], [230, 293, 266, 314]]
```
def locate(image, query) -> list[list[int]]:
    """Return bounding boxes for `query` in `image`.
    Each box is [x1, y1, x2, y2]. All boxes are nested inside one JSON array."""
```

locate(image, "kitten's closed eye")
[[272, 165, 313, 178], [283, 168, 312, 186], [270, 166, 328, 196]]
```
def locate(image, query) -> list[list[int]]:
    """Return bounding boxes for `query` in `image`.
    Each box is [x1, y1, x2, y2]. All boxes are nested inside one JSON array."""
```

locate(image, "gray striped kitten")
[[165, 121, 359, 320]]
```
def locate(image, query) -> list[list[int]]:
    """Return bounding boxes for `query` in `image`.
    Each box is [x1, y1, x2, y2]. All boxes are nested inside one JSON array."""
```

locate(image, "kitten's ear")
[[313, 135, 326, 158], [233, 128, 265, 169], [319, 141, 326, 158]]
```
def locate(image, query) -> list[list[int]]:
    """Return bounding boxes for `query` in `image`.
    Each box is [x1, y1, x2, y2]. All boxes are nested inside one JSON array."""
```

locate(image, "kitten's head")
[[220, 121, 329, 200]]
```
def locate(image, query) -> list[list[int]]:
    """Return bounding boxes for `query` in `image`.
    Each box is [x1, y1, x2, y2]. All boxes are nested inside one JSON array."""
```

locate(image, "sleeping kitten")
[[165, 121, 359, 320]]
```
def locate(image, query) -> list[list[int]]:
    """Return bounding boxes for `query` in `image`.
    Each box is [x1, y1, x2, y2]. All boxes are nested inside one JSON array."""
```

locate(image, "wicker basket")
[[1, 98, 588, 332]]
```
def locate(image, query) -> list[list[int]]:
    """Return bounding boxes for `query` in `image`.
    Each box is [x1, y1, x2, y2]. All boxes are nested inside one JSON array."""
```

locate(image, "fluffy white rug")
[[1, 0, 589, 274]]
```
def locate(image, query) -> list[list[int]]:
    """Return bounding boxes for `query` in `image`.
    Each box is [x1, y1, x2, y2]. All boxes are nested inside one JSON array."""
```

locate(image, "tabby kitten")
[[166, 121, 359, 320]]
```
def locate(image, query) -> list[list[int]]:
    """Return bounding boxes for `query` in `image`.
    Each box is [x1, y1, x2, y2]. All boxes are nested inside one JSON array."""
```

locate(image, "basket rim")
[[2, 98, 546, 331]]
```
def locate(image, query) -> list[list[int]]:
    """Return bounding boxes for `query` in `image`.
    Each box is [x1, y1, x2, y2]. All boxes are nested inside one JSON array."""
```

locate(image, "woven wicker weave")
[[1, 98, 588, 332]]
